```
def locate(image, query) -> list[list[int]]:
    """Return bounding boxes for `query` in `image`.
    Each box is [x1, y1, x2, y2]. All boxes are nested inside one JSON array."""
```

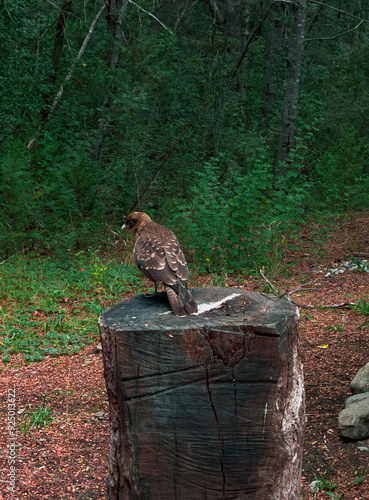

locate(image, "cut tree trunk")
[[98, 287, 305, 500]]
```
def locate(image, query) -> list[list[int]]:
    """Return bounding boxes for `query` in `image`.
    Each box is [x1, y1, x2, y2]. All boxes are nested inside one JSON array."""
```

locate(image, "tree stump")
[[98, 287, 305, 500]]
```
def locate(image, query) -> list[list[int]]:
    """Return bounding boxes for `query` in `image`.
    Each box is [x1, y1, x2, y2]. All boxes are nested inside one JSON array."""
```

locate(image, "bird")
[[122, 212, 198, 317]]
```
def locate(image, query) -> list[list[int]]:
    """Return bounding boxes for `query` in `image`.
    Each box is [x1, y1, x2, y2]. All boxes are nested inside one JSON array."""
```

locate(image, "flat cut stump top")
[[99, 286, 297, 334]]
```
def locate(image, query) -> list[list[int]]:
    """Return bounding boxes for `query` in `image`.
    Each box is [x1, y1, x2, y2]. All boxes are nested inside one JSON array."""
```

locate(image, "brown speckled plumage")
[[122, 212, 197, 317]]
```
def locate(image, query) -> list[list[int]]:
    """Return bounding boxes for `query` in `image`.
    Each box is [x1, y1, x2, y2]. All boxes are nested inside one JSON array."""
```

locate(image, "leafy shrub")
[[168, 136, 309, 274], [312, 129, 369, 210]]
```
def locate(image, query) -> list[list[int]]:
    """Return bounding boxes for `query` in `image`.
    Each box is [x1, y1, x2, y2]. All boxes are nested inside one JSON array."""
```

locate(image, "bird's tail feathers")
[[165, 279, 198, 316], [169, 277, 187, 307], [184, 288, 198, 315], [164, 285, 186, 317]]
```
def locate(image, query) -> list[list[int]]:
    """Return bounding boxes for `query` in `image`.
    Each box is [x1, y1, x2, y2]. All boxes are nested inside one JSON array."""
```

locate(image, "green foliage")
[[356, 299, 369, 316], [0, 0, 369, 261], [312, 129, 369, 210], [350, 462, 367, 487], [355, 299, 369, 328], [20, 396, 54, 435], [315, 477, 339, 493], [0, 252, 144, 363], [169, 133, 309, 273]]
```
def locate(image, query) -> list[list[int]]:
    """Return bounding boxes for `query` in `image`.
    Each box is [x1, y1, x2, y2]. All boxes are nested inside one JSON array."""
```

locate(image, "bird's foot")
[[143, 292, 162, 298]]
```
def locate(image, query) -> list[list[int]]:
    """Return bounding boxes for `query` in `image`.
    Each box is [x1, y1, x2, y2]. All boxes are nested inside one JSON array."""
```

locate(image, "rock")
[[309, 480, 320, 493], [93, 342, 102, 354], [347, 263, 358, 270], [338, 393, 369, 440], [357, 439, 369, 446], [351, 363, 369, 394], [346, 393, 369, 405], [324, 258, 368, 277]]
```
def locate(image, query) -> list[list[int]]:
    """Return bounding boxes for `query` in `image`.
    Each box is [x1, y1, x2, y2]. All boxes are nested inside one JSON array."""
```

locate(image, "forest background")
[[2, 3, 369, 497], [1, 0, 369, 272]]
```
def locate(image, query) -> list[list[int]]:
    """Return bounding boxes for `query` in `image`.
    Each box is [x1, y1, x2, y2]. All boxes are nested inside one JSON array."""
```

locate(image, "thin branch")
[[47, 2, 107, 119], [259, 268, 280, 296], [290, 298, 356, 309], [267, 129, 288, 136], [128, 97, 212, 213], [27, 2, 107, 149], [305, 19, 363, 41], [128, 0, 173, 34], [229, 1, 273, 81], [3, 0, 17, 24], [45, 0, 82, 22], [308, 0, 369, 24], [259, 269, 357, 310]]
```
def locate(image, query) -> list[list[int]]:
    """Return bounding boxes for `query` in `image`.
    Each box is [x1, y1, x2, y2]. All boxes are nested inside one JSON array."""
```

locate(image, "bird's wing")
[[161, 228, 190, 281], [134, 229, 177, 285]]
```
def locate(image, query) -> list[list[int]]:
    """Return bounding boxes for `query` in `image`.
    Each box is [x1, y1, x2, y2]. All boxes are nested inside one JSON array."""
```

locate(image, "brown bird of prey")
[[122, 212, 198, 317]]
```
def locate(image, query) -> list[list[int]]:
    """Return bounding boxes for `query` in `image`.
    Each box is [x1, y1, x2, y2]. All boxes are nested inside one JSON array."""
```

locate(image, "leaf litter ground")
[[1, 212, 369, 499]]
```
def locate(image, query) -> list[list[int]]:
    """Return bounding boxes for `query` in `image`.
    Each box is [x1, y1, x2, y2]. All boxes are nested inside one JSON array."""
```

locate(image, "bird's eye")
[[129, 220, 134, 226]]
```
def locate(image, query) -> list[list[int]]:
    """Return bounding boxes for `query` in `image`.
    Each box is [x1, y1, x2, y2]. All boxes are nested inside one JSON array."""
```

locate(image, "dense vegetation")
[[0, 251, 143, 362], [1, 0, 369, 273]]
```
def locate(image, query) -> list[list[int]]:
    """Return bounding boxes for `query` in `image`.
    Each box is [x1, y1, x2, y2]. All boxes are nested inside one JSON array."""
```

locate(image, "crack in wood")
[[120, 365, 195, 382], [124, 374, 208, 402], [206, 365, 226, 500], [232, 367, 238, 419]]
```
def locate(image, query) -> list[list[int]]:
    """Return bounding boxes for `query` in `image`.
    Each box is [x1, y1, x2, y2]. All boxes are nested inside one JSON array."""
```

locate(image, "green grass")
[[355, 299, 369, 328], [0, 250, 146, 363], [19, 396, 54, 435]]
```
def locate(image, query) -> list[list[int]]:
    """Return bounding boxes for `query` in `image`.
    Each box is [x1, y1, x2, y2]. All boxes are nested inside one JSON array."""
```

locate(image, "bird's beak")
[[122, 224, 126, 229]]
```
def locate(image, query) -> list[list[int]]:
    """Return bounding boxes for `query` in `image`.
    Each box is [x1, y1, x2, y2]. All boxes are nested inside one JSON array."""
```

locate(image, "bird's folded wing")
[[134, 235, 177, 285], [163, 241, 190, 281]]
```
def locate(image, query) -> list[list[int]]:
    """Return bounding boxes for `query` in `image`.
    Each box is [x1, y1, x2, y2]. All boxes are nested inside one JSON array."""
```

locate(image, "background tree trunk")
[[275, 0, 307, 179], [93, 0, 129, 164], [50, 0, 73, 84], [205, 0, 251, 98], [261, 1, 285, 129]]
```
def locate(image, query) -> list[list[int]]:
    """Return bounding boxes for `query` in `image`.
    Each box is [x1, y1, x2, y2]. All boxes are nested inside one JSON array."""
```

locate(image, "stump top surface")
[[99, 287, 297, 334]]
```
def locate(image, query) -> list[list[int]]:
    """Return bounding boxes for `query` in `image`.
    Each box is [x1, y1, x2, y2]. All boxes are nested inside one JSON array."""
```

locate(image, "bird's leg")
[[144, 282, 161, 297]]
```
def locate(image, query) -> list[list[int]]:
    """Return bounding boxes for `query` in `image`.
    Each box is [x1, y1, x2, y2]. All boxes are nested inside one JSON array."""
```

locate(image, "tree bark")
[[99, 287, 305, 499], [92, 0, 129, 164], [27, 2, 107, 149], [275, 0, 307, 179], [50, 0, 73, 84], [206, 0, 251, 98], [261, 1, 285, 126]]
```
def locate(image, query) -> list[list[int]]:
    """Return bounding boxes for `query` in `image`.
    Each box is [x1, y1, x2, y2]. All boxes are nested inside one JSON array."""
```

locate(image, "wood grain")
[[99, 287, 305, 499]]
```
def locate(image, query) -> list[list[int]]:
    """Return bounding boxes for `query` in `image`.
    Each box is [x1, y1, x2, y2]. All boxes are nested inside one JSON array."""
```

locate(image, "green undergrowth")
[[0, 213, 350, 365], [19, 396, 54, 435], [0, 250, 146, 364]]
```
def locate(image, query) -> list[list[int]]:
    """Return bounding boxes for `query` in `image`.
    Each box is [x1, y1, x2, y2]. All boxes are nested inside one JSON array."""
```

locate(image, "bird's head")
[[122, 212, 151, 233]]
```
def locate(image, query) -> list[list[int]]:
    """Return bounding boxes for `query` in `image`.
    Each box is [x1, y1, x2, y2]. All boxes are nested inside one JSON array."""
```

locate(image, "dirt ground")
[[1, 212, 369, 499]]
